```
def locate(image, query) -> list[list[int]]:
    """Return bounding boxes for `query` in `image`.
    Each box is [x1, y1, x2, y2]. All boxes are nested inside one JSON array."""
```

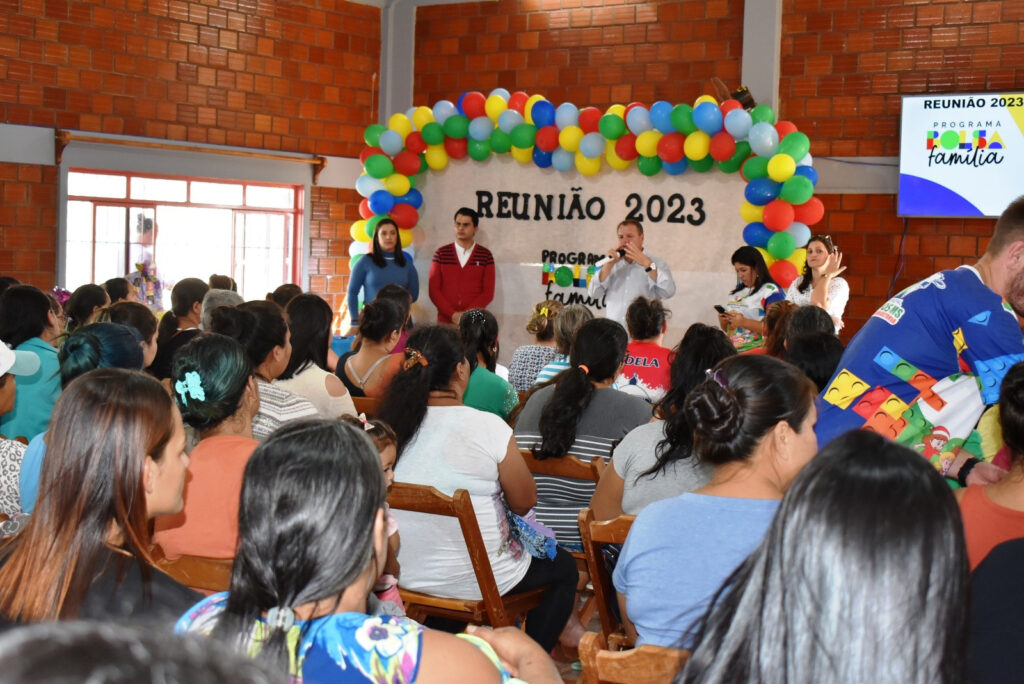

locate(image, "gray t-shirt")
[[613, 421, 712, 515]]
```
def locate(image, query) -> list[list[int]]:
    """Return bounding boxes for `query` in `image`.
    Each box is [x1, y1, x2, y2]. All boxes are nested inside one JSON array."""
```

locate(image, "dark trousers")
[[507, 547, 579, 651]]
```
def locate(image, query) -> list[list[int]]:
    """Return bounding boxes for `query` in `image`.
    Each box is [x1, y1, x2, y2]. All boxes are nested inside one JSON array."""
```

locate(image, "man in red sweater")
[[428, 207, 495, 323]]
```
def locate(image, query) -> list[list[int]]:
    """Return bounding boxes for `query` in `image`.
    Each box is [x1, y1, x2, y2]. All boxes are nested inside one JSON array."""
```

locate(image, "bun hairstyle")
[[64, 284, 108, 333], [625, 296, 669, 341], [58, 322, 144, 389], [266, 284, 301, 309], [552, 304, 594, 356], [525, 300, 563, 342], [357, 298, 405, 343], [796, 234, 838, 294], [459, 308, 499, 373], [209, 301, 287, 370], [171, 333, 253, 431], [685, 355, 816, 467]]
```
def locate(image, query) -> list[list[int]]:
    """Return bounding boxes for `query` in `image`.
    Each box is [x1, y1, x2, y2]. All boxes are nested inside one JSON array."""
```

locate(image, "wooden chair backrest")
[[387, 483, 510, 625], [580, 631, 689, 684], [519, 449, 605, 481], [579, 507, 636, 645], [154, 553, 234, 593], [352, 396, 379, 418]]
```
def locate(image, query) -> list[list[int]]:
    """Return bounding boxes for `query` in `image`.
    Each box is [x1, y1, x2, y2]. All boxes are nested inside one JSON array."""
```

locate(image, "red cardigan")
[[428, 243, 495, 322]]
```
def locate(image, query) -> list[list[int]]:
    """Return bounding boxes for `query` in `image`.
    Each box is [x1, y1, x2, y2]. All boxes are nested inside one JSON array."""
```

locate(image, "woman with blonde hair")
[[508, 300, 563, 392]]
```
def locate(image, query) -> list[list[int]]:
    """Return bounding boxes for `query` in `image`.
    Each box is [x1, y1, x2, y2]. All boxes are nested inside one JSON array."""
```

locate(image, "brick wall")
[[309, 185, 362, 323], [0, 162, 57, 288]]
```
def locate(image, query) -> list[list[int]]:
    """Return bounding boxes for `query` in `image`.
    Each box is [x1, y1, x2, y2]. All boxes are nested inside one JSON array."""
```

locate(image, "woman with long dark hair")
[[680, 431, 966, 683], [150, 278, 209, 380], [100, 300, 160, 368], [346, 218, 419, 332], [717, 246, 785, 351], [0, 285, 62, 440], [460, 308, 518, 419], [784, 234, 849, 332], [514, 318, 651, 549], [64, 283, 109, 333], [591, 323, 736, 521]]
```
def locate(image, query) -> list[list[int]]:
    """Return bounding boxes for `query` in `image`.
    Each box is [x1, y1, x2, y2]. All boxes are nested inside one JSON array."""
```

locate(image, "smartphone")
[[713, 305, 726, 314]]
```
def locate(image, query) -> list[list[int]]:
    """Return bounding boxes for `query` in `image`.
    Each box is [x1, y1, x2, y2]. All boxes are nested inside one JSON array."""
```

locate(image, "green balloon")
[[780, 176, 814, 204], [750, 104, 776, 125], [443, 114, 470, 139], [363, 124, 385, 147], [417, 155, 427, 175], [350, 253, 365, 270], [598, 114, 626, 140], [407, 172, 418, 189], [490, 129, 512, 154], [767, 231, 796, 259], [689, 155, 714, 173], [510, 123, 537, 148], [637, 155, 662, 177], [421, 122, 445, 145], [778, 132, 810, 161], [742, 155, 769, 180], [670, 104, 697, 135], [554, 266, 573, 287], [365, 214, 385, 237], [364, 154, 393, 179], [468, 138, 492, 161], [717, 141, 751, 173]]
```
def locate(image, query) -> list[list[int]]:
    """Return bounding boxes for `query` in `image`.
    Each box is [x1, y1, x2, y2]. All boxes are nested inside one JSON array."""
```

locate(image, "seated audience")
[[0, 368, 199, 621], [591, 324, 736, 520], [460, 308, 518, 420], [508, 300, 562, 392], [533, 304, 593, 386], [783, 330, 845, 392], [619, 296, 672, 403], [0, 285, 62, 440], [175, 418, 562, 683], [614, 355, 817, 648], [374, 283, 414, 355], [209, 302, 318, 441], [379, 326, 577, 653], [680, 431, 965, 683], [336, 298, 404, 398], [277, 294, 356, 418], [151, 278, 209, 380], [514, 318, 650, 549], [744, 300, 797, 358], [103, 277, 134, 304], [64, 283, 109, 333], [200, 288, 243, 331], [0, 343, 40, 516], [266, 283, 301, 309], [100, 301, 160, 368]]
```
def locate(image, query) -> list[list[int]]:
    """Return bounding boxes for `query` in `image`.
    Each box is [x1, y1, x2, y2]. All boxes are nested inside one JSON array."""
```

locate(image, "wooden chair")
[[579, 507, 636, 649], [152, 547, 234, 594], [352, 395, 379, 418], [579, 631, 689, 684], [387, 482, 545, 627]]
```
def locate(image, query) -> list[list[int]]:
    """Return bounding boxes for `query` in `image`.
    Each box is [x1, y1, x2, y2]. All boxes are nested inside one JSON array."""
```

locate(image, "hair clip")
[[357, 413, 374, 432], [174, 370, 205, 406], [266, 606, 295, 632], [706, 368, 728, 389], [403, 348, 429, 371], [539, 306, 549, 317]]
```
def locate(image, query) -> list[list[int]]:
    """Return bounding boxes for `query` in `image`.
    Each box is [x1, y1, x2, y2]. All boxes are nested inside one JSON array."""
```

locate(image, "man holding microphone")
[[588, 219, 676, 326]]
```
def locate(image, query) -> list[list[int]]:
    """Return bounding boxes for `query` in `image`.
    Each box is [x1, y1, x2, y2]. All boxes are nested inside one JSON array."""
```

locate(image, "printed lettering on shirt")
[[873, 298, 906, 325]]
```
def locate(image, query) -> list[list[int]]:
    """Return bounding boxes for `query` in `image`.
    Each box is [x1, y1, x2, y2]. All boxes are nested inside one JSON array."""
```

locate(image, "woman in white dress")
[[784, 234, 849, 332]]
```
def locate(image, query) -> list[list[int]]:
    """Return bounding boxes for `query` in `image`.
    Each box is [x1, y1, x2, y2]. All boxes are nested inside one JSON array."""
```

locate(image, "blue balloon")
[[355, 174, 385, 198], [456, 91, 468, 115], [468, 116, 494, 141], [748, 122, 780, 157], [693, 102, 723, 135], [552, 148, 574, 172], [626, 106, 652, 135], [786, 221, 811, 247], [724, 109, 752, 139], [489, 87, 511, 101], [744, 177, 782, 206], [398, 188, 423, 209], [555, 102, 579, 129], [650, 101, 675, 134], [368, 189, 396, 215], [794, 165, 818, 185], [579, 132, 605, 159], [497, 110, 524, 134], [533, 147, 553, 168], [742, 222, 773, 248], [531, 100, 556, 128], [378, 129, 404, 156], [662, 159, 688, 176], [432, 100, 456, 125]]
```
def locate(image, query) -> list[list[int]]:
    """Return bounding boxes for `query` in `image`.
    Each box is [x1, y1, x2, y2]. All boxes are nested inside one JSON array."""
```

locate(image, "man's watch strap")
[[645, 263, 655, 272]]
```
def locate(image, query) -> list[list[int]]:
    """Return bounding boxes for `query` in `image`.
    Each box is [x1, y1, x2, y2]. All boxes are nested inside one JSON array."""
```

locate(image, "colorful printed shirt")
[[725, 282, 785, 351], [618, 341, 672, 403], [816, 266, 1024, 473], [176, 593, 521, 683]]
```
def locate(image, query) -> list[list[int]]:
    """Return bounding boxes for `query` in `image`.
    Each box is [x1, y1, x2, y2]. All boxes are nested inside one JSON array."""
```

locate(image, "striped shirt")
[[252, 378, 320, 441], [533, 354, 569, 386]]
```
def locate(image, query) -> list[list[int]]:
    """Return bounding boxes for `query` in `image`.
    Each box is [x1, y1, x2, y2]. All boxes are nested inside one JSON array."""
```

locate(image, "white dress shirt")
[[588, 250, 676, 326]]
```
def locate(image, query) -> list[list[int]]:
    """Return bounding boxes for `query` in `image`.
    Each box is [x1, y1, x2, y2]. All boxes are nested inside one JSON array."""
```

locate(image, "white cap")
[[0, 344, 40, 377]]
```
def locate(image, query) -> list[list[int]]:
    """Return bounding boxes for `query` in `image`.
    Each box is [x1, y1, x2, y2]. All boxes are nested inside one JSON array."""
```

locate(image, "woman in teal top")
[[0, 286, 62, 440], [459, 309, 518, 420]]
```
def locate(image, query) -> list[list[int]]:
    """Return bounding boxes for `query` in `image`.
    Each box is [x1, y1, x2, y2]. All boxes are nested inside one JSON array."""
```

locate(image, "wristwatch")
[[645, 263, 655, 272]]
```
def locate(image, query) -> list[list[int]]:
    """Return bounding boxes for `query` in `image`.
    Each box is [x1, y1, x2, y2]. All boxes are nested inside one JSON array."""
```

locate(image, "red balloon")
[[615, 134, 639, 161], [763, 199, 795, 232], [508, 91, 529, 114], [535, 125, 560, 152], [389, 203, 419, 229], [405, 131, 427, 154], [720, 99, 742, 114], [776, 120, 799, 138], [769, 260, 799, 289], [358, 198, 373, 219], [656, 132, 686, 163], [462, 91, 486, 119], [709, 131, 737, 162], [360, 146, 384, 164], [393, 150, 420, 176], [444, 136, 468, 159], [793, 196, 825, 225], [578, 106, 602, 133]]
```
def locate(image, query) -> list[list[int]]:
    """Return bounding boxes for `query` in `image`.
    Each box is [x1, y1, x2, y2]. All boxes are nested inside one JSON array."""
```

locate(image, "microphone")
[[594, 248, 626, 268]]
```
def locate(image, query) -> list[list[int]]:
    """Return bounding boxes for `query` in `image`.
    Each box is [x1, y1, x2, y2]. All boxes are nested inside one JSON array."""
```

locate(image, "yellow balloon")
[[558, 125, 584, 152], [740, 201, 765, 223], [485, 94, 508, 122], [635, 130, 662, 158], [411, 106, 434, 131], [684, 131, 711, 160], [350, 220, 370, 242], [605, 140, 630, 170], [606, 104, 626, 117], [511, 145, 534, 163], [399, 228, 414, 248], [755, 247, 776, 268], [388, 113, 413, 138], [694, 94, 718, 106], [786, 248, 807, 271], [767, 153, 796, 182], [384, 173, 411, 196], [524, 95, 546, 124], [424, 144, 449, 170], [575, 151, 601, 176]]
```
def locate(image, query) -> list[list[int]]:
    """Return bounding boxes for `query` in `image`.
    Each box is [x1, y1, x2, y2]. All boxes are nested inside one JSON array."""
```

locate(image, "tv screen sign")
[[898, 93, 1023, 218]]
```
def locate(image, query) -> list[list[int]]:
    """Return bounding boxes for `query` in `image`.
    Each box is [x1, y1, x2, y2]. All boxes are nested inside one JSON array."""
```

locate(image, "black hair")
[[454, 207, 479, 227], [459, 308, 499, 373], [373, 284, 412, 329], [170, 278, 209, 318], [266, 284, 302, 309], [681, 431, 967, 683], [684, 355, 816, 467], [783, 332, 845, 393], [534, 318, 627, 460], [209, 301, 287, 371], [730, 245, 773, 295], [525, 300, 562, 342], [65, 284, 108, 333], [100, 301, 158, 343], [625, 296, 669, 341], [210, 419, 386, 674], [58, 322, 144, 388], [999, 362, 1024, 467], [795, 235, 837, 294], [157, 309, 179, 347], [172, 333, 253, 431], [103, 277, 131, 302], [638, 324, 736, 480], [786, 305, 834, 344], [377, 325, 466, 453], [368, 218, 406, 268], [357, 298, 405, 343], [552, 304, 593, 356], [0, 277, 19, 298], [0, 285, 52, 348], [280, 294, 333, 380]]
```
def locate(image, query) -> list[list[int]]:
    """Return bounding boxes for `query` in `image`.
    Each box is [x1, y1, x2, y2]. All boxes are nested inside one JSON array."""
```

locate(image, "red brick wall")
[[309, 185, 362, 324], [0, 162, 57, 289]]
